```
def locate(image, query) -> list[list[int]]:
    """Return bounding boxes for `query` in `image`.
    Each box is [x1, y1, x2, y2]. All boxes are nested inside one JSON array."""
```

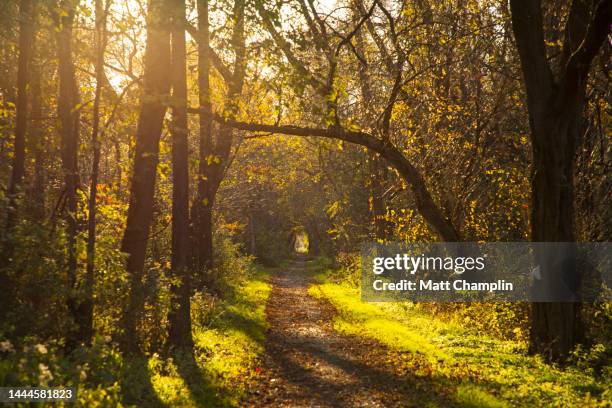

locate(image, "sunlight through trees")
[[0, 0, 610, 405]]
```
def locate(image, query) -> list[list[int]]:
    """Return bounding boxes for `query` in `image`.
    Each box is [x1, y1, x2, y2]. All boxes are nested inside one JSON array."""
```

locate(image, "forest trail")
[[246, 258, 453, 408]]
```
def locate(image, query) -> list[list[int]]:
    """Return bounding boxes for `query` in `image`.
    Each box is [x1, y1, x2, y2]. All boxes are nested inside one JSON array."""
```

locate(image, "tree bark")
[[305, 220, 320, 256], [248, 213, 256, 255], [29, 58, 45, 220], [193, 0, 245, 285], [119, 0, 171, 353], [55, 0, 83, 348], [510, 0, 612, 361], [83, 0, 109, 346], [168, 0, 193, 350], [193, 0, 214, 273], [6, 0, 34, 227], [354, 24, 391, 242], [0, 0, 34, 323]]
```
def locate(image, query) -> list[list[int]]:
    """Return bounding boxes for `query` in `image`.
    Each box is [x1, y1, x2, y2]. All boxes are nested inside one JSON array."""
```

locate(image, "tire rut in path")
[[245, 259, 455, 408]]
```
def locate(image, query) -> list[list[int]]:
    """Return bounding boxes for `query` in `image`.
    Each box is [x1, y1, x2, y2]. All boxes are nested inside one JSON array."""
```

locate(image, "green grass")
[[148, 267, 272, 407], [309, 276, 611, 407]]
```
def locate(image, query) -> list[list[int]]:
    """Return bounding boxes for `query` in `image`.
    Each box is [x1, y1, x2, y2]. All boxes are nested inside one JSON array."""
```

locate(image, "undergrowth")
[[0, 267, 272, 407]]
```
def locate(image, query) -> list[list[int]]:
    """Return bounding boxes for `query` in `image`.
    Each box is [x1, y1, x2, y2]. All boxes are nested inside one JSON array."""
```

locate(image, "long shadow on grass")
[[121, 356, 168, 408], [220, 310, 267, 342], [174, 347, 229, 407], [206, 283, 269, 346]]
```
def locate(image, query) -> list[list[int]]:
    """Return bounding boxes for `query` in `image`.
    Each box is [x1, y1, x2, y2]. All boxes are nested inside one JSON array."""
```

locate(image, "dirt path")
[[245, 258, 455, 408]]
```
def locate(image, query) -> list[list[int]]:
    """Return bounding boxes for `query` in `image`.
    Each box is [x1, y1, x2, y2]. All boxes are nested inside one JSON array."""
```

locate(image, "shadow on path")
[[246, 258, 462, 407]]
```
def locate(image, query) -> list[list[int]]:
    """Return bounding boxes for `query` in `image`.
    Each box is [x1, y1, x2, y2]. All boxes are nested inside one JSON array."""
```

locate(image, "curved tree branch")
[[186, 108, 461, 242]]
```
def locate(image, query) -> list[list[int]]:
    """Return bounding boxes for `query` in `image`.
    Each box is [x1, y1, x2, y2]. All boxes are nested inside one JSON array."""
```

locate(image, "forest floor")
[[243, 258, 609, 408]]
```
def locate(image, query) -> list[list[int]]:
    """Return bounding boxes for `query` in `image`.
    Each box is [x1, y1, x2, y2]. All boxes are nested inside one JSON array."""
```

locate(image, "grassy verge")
[[148, 266, 272, 407], [309, 272, 610, 407], [0, 267, 272, 407]]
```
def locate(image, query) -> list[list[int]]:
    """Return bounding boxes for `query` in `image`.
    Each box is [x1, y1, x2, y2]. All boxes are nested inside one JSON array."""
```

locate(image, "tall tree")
[[198, 112, 459, 243], [193, 0, 213, 273], [6, 0, 34, 228], [83, 0, 110, 345], [55, 0, 84, 346], [0, 0, 35, 321], [120, 0, 172, 353], [509, 0, 611, 360], [193, 0, 246, 281], [168, 0, 193, 349]]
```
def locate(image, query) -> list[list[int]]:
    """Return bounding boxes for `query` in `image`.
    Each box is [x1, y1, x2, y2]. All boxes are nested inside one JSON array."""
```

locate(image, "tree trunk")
[[194, 0, 214, 273], [0, 0, 34, 323], [509, 0, 611, 361], [193, 0, 245, 287], [168, 0, 193, 350], [56, 0, 82, 348], [355, 28, 391, 242], [119, 0, 171, 353], [528, 107, 583, 360], [29, 58, 45, 220], [83, 0, 108, 346], [248, 213, 256, 255], [305, 221, 320, 256], [6, 0, 34, 228]]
